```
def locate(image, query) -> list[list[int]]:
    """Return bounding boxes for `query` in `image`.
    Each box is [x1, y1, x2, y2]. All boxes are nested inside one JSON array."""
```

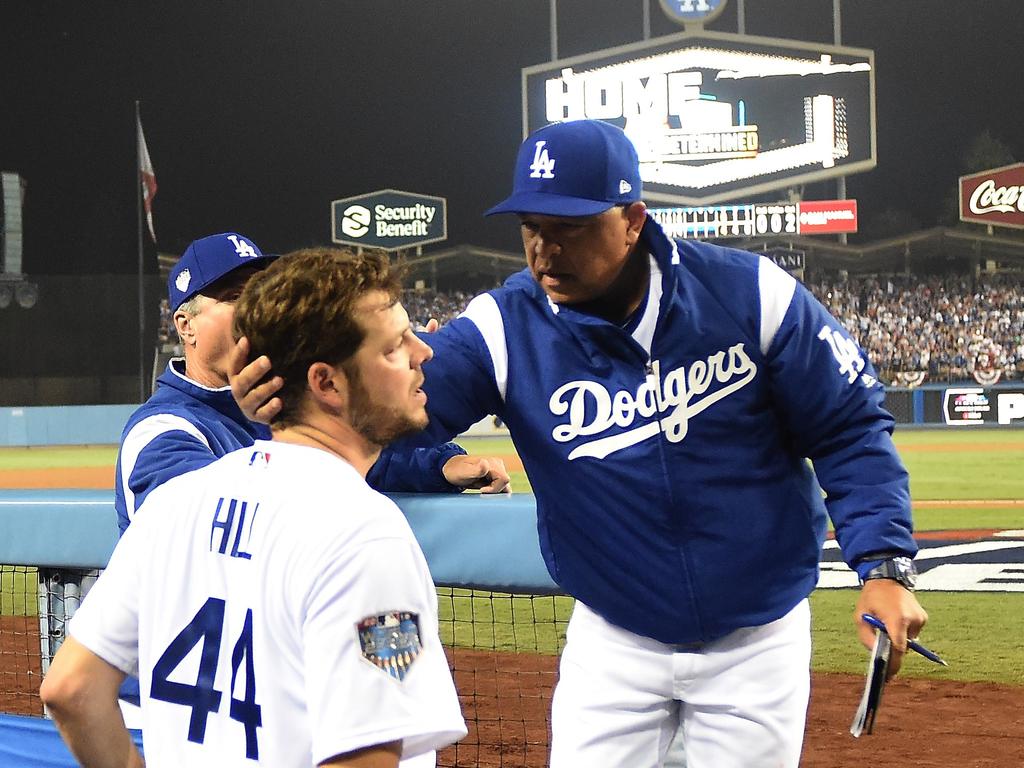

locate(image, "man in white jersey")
[[40, 248, 467, 768]]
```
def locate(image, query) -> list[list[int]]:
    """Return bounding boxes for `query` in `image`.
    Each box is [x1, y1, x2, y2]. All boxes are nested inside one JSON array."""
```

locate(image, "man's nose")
[[531, 231, 561, 259], [413, 335, 433, 366]]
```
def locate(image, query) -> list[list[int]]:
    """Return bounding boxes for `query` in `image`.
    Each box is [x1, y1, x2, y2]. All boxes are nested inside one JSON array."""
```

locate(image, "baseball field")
[[1, 427, 1022, 766]]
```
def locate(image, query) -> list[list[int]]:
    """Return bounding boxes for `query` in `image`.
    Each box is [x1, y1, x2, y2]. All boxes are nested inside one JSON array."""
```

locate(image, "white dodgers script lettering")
[[549, 343, 757, 460]]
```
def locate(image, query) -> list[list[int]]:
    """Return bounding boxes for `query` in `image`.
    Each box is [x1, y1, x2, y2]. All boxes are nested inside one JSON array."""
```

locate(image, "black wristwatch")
[[862, 556, 918, 591]]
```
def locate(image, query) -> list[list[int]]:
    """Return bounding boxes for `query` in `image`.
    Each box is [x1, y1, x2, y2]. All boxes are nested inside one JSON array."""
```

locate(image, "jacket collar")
[[157, 359, 253, 426]]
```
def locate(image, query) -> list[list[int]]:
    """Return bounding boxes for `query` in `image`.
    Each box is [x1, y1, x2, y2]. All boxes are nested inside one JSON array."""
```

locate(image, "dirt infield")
[[438, 648, 1024, 768], [0, 466, 114, 489], [0, 616, 43, 717], [2, 633, 1021, 766]]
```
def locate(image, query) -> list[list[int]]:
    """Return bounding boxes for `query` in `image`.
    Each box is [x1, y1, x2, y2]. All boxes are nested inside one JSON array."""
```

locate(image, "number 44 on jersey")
[[151, 597, 262, 760]]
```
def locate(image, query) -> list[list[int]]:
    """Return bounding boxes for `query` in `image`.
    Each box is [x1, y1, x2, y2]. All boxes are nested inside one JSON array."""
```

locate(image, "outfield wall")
[[2, 384, 1023, 448], [883, 384, 1024, 427], [0, 405, 137, 447]]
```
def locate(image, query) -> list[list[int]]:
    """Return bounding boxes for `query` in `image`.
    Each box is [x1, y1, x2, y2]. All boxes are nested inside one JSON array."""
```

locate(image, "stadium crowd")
[[401, 289, 474, 329], [157, 270, 1024, 386], [395, 275, 1024, 386], [156, 298, 178, 353], [806, 271, 1024, 385]]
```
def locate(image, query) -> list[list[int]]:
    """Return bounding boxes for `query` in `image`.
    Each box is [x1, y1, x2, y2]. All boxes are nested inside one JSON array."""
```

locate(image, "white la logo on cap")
[[175, 269, 191, 293], [528, 140, 556, 179], [227, 234, 258, 258]]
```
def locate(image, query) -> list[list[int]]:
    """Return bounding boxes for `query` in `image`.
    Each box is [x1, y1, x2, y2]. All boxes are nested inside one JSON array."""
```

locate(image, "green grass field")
[[0, 445, 118, 469], [0, 567, 34, 617], [3, 430, 1023, 684]]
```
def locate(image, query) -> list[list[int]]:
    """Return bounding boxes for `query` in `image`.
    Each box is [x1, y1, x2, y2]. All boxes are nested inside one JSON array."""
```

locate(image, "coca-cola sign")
[[959, 162, 1024, 230]]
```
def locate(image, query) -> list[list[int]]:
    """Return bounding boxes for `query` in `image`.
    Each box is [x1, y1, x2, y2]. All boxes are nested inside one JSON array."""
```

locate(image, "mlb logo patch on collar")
[[356, 611, 422, 681]]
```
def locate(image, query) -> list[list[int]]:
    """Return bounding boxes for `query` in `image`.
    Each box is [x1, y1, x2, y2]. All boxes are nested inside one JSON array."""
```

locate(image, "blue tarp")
[[0, 713, 143, 767]]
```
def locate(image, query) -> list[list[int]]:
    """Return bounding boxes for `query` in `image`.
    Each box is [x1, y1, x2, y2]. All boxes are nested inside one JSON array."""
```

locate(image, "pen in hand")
[[861, 614, 948, 666]]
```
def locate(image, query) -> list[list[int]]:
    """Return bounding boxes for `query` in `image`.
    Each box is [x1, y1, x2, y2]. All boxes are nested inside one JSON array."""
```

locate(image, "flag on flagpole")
[[136, 115, 158, 242]]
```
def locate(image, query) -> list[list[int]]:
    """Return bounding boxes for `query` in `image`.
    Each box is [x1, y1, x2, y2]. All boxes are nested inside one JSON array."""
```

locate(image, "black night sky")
[[3, 0, 1022, 274]]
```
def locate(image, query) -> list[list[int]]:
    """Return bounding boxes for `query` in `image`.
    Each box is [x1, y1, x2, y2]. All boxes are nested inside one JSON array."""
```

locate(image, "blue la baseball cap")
[[485, 120, 642, 217], [168, 232, 275, 310]]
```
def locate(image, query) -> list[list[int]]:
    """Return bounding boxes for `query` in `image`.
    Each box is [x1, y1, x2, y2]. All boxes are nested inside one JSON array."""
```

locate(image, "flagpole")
[[135, 99, 145, 403]]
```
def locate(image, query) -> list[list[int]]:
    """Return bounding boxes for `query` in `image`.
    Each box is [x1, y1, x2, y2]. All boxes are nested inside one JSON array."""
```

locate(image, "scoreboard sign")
[[331, 189, 447, 252], [523, 30, 876, 206], [959, 163, 1024, 230], [649, 198, 857, 239]]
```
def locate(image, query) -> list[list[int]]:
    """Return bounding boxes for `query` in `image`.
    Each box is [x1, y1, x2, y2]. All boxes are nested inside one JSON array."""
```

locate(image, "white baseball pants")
[[550, 599, 811, 768]]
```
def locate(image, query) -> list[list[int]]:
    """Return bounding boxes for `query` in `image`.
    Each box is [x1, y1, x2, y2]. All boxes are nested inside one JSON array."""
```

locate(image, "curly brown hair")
[[232, 247, 405, 427]]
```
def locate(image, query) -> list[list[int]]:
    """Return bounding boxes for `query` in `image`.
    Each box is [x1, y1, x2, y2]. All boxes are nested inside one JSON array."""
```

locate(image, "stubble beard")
[[347, 373, 428, 448]]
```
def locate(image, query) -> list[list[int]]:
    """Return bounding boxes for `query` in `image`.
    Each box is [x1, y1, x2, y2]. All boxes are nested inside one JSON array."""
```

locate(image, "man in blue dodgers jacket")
[[232, 122, 928, 768]]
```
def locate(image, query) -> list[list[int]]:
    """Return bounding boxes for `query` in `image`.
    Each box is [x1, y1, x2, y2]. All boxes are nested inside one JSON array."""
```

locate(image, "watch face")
[[894, 557, 918, 588]]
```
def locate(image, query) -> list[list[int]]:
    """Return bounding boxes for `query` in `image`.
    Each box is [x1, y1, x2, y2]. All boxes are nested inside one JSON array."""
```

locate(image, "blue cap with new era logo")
[[485, 120, 642, 217], [168, 232, 275, 310]]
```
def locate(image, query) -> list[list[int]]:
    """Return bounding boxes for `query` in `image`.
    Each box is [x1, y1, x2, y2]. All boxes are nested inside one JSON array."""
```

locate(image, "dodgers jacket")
[[408, 215, 916, 645], [114, 359, 466, 534]]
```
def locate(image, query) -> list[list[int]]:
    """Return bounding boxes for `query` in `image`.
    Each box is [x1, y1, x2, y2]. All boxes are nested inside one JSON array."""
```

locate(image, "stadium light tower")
[[1, 171, 39, 310]]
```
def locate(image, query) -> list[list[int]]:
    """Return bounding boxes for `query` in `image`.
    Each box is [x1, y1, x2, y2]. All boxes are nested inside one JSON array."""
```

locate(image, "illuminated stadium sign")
[[649, 198, 858, 238], [331, 189, 447, 252], [959, 163, 1024, 230], [659, 0, 729, 26], [523, 31, 876, 206]]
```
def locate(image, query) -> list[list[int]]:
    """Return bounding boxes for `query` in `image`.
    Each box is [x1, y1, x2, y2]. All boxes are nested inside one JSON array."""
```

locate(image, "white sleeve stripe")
[[758, 257, 797, 356], [457, 293, 508, 401], [119, 414, 210, 520]]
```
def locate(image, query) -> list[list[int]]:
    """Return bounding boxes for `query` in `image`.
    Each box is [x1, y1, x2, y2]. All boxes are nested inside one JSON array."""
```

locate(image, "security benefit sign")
[[331, 189, 447, 252], [524, 31, 876, 206], [959, 162, 1024, 230]]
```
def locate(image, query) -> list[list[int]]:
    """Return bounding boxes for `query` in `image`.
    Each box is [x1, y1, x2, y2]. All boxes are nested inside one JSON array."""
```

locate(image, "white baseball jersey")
[[70, 440, 466, 767]]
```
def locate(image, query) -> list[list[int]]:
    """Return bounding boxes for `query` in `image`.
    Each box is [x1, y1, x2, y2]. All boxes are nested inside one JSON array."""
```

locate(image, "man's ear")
[[173, 311, 195, 345], [624, 201, 648, 244], [307, 362, 347, 411]]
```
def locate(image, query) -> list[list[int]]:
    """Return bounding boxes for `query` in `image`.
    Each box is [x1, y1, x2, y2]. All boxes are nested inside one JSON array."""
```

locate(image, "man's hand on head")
[[442, 455, 511, 494], [229, 336, 285, 424]]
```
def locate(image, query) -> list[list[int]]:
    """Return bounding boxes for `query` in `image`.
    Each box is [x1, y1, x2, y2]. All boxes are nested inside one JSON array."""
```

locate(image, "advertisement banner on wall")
[[797, 199, 858, 234], [523, 30, 876, 206], [959, 163, 1024, 230], [942, 387, 1024, 426]]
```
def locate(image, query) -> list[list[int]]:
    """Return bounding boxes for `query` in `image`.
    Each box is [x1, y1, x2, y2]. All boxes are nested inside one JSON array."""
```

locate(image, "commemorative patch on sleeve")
[[356, 611, 422, 681]]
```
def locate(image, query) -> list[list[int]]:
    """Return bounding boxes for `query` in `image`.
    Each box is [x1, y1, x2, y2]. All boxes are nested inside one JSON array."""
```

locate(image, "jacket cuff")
[[435, 442, 468, 493]]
